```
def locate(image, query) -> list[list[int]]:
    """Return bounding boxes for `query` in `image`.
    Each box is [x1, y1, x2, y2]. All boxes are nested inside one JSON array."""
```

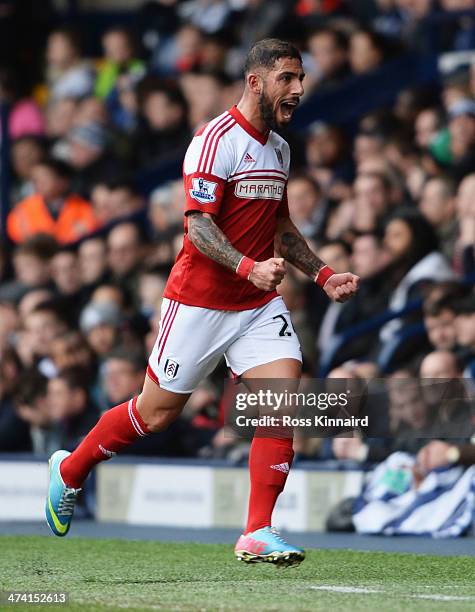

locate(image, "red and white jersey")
[[164, 105, 291, 311]]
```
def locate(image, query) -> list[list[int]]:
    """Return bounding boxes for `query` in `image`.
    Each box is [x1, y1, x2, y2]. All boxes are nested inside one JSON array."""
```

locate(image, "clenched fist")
[[323, 272, 360, 303], [249, 258, 286, 291]]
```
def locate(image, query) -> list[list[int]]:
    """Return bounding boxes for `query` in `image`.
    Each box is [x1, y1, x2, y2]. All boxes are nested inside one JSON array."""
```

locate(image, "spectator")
[[50, 248, 85, 324], [50, 331, 96, 376], [330, 371, 429, 464], [100, 347, 145, 407], [107, 179, 145, 220], [351, 233, 390, 280], [180, 69, 227, 129], [90, 182, 113, 224], [107, 222, 144, 297], [418, 176, 458, 262], [318, 234, 391, 365], [45, 98, 77, 142], [68, 122, 123, 198], [415, 107, 443, 150], [134, 79, 190, 168], [380, 209, 456, 344], [47, 367, 99, 451], [78, 237, 109, 290], [0, 235, 57, 304], [0, 348, 31, 452], [7, 158, 98, 244], [307, 27, 350, 91], [14, 370, 59, 455], [305, 123, 353, 199], [200, 33, 231, 73], [95, 27, 145, 100], [138, 270, 167, 318], [22, 302, 69, 371], [354, 131, 386, 166], [349, 29, 386, 75], [79, 301, 121, 358], [423, 292, 459, 352], [287, 174, 326, 239], [170, 23, 203, 74], [353, 172, 392, 233], [108, 71, 142, 133], [419, 351, 471, 440], [51, 248, 82, 298], [45, 28, 94, 102], [10, 136, 46, 204]]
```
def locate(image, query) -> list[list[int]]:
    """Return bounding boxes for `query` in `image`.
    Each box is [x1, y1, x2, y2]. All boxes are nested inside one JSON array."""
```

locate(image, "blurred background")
[[0, 0, 474, 538]]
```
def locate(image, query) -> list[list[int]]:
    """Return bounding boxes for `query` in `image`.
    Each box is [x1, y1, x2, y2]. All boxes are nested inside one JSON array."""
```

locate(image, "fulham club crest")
[[274, 148, 284, 168], [164, 358, 180, 380]]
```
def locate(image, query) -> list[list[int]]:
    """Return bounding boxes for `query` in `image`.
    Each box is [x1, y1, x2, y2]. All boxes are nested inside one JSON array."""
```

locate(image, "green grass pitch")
[[0, 535, 474, 611]]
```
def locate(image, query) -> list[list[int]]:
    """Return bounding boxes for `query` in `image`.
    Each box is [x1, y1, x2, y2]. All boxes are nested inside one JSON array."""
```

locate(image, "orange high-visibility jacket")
[[7, 193, 98, 244]]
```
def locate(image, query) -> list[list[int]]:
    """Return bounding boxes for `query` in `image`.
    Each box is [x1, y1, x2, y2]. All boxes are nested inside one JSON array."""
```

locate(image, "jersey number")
[[273, 314, 292, 337]]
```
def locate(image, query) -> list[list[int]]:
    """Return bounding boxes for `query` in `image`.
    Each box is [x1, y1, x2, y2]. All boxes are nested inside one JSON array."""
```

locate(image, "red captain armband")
[[236, 256, 256, 280], [315, 265, 335, 288]]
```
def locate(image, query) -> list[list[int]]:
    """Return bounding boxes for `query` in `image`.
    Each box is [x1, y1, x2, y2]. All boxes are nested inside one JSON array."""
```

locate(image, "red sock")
[[60, 397, 150, 488], [245, 435, 294, 534]]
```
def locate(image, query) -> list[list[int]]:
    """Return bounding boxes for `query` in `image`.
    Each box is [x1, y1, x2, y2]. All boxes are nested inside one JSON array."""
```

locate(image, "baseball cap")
[[69, 122, 108, 150], [79, 302, 121, 333]]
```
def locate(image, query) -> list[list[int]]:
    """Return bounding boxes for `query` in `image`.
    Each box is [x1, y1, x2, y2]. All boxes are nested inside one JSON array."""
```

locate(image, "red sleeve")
[[184, 172, 227, 216], [277, 184, 290, 218]]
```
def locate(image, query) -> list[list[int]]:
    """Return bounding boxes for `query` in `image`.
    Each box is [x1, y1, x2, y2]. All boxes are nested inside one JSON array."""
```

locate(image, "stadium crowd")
[[0, 0, 474, 476]]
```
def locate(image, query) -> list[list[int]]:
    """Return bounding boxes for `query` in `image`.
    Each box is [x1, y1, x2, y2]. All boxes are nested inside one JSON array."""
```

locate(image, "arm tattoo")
[[278, 229, 325, 279], [187, 212, 242, 272]]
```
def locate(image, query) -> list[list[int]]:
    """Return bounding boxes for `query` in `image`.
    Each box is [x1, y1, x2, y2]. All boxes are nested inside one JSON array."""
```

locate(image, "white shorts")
[[147, 296, 302, 393]]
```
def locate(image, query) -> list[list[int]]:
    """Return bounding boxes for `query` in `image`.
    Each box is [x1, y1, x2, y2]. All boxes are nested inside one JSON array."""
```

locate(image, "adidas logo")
[[98, 444, 117, 458], [243, 152, 255, 163], [270, 462, 290, 474]]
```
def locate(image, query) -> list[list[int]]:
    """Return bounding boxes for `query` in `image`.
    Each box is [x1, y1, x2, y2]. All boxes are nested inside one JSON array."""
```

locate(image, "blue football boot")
[[45, 450, 81, 537], [235, 526, 305, 567]]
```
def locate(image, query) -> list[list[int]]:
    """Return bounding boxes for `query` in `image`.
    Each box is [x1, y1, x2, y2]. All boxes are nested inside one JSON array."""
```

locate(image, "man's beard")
[[259, 89, 279, 132]]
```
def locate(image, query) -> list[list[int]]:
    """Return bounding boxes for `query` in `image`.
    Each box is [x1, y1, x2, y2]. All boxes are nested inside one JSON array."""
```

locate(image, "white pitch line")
[[410, 594, 475, 602], [310, 586, 475, 602], [310, 586, 382, 594]]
